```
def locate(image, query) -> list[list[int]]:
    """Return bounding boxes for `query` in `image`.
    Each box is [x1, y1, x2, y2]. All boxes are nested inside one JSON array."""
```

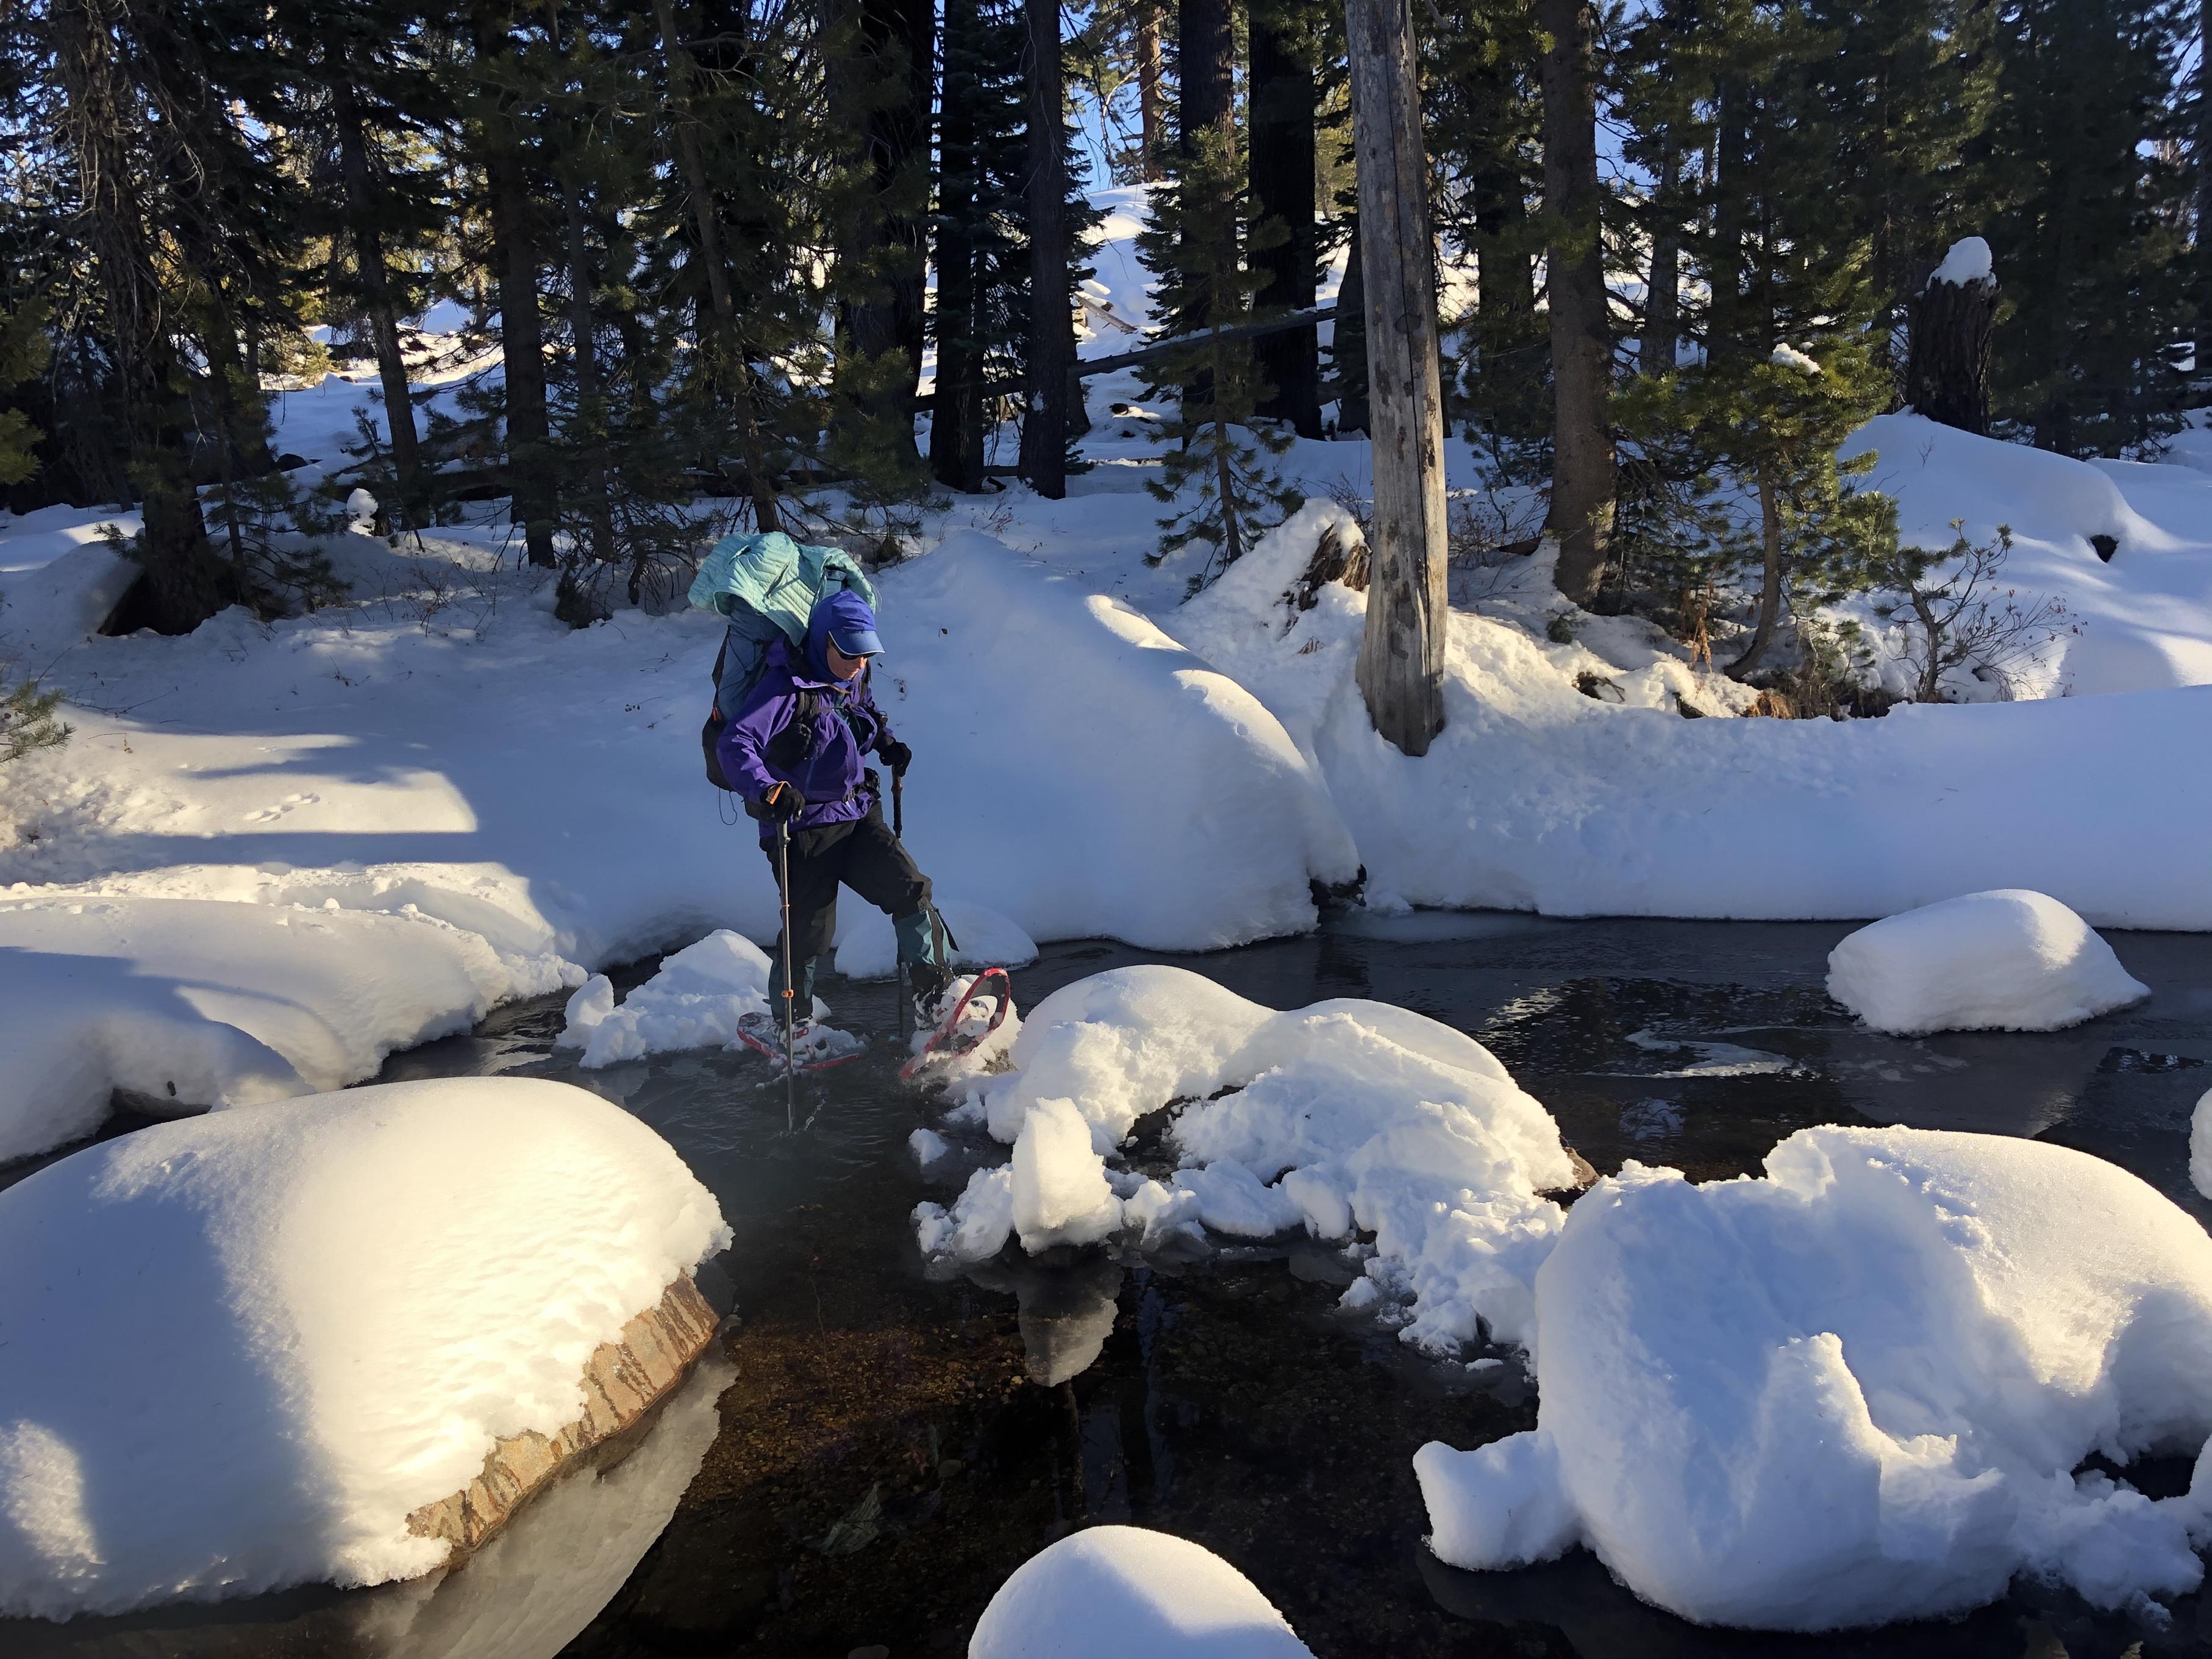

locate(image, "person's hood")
[[804, 588, 882, 682]]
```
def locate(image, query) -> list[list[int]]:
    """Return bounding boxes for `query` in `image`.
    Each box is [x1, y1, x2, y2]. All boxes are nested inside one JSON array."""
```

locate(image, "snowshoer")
[[716, 588, 951, 1036]]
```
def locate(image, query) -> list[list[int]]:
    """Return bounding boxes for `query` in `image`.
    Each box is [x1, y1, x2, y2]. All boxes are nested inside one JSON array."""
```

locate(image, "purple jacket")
[[717, 635, 896, 840]]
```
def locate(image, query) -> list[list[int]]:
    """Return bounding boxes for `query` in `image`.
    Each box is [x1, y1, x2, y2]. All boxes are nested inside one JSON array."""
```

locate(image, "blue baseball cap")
[[818, 588, 883, 658]]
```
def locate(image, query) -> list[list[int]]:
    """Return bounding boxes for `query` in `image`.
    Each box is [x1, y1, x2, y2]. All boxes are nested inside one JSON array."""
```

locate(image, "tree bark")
[[1729, 469, 1784, 677], [558, 173, 617, 576], [1641, 124, 1679, 375], [1135, 0, 1167, 182], [1904, 267, 1997, 435], [472, 1, 558, 567], [1345, 0, 1447, 754], [1019, 0, 1072, 498], [652, 0, 782, 532], [1536, 0, 1615, 605], [2199, 0, 2212, 378], [1333, 221, 1370, 433], [1710, 76, 1748, 357], [1250, 1, 1322, 437], [329, 55, 423, 523], [929, 0, 986, 491]]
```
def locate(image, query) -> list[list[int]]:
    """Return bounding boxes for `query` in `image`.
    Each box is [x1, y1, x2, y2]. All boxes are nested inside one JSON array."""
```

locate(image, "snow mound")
[[832, 897, 1037, 979], [555, 929, 843, 1068], [1416, 1127, 2212, 1630], [971, 1526, 1314, 1658], [0, 505, 141, 665], [1930, 236, 1995, 287], [0, 893, 579, 1165], [1826, 890, 2149, 1035], [924, 965, 1576, 1350], [0, 1077, 729, 1618], [885, 532, 1358, 950]]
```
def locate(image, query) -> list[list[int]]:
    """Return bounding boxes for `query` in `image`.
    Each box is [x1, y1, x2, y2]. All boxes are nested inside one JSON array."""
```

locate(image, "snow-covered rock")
[[0, 1077, 729, 1618], [1416, 1126, 2212, 1630], [971, 1527, 1314, 1658], [832, 897, 1037, 979], [922, 966, 1577, 1351], [2192, 1087, 2212, 1199], [1825, 890, 2149, 1035], [0, 893, 580, 1165]]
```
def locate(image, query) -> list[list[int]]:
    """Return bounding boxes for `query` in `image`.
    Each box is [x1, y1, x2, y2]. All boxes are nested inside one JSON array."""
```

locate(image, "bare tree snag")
[[1345, 0, 1448, 755], [1536, 0, 1616, 606], [1905, 243, 1997, 435]]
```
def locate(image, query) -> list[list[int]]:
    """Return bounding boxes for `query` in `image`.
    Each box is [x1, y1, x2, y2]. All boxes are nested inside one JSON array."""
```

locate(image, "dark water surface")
[[10, 914, 2212, 1658]]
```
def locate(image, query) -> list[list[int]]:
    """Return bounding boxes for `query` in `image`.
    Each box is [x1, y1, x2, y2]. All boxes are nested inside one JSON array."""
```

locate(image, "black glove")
[[879, 738, 913, 776], [761, 781, 805, 822]]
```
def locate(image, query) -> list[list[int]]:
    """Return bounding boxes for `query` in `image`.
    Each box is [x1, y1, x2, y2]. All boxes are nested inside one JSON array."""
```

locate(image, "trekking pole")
[[776, 816, 796, 1132], [892, 766, 903, 840]]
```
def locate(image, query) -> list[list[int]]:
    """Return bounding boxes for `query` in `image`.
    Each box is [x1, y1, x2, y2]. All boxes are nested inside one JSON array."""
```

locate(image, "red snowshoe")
[[734, 1011, 865, 1075], [899, 968, 1014, 1083]]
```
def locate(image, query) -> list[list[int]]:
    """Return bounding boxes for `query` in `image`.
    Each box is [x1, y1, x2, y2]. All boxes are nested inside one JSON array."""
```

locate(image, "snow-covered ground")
[[0, 1077, 727, 1618], [1416, 1126, 2212, 1630]]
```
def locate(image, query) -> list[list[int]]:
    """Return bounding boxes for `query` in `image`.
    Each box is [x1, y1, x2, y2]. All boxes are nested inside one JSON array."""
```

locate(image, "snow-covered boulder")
[[1416, 1126, 2212, 1630], [919, 966, 1577, 1351], [0, 893, 580, 1165], [0, 1077, 729, 1618], [832, 897, 1037, 979], [556, 929, 833, 1068], [1826, 889, 2148, 1035], [971, 1526, 1314, 1658]]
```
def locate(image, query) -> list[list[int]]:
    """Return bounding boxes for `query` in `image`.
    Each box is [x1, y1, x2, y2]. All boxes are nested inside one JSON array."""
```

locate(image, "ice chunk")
[[971, 1526, 1314, 1658], [0, 1077, 729, 1618], [909, 1126, 952, 1166], [1010, 1099, 1123, 1250], [1420, 1126, 2212, 1630], [1826, 889, 2149, 1035], [918, 1163, 1015, 1263]]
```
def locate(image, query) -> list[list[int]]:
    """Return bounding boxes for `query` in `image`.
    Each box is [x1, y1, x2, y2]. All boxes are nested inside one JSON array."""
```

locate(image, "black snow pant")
[[763, 799, 931, 1005]]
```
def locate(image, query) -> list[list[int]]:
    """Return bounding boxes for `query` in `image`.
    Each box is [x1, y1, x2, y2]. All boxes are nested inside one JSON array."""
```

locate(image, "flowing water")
[[10, 914, 2212, 1658]]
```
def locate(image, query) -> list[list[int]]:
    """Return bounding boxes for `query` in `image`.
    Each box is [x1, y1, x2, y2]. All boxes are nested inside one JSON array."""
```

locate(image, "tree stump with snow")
[[1905, 238, 1997, 435]]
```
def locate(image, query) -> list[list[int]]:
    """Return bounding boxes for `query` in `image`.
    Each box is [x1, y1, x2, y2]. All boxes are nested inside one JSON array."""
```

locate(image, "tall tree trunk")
[[1471, 148, 1540, 437], [1642, 124, 1679, 375], [1905, 263, 1997, 434], [841, 0, 934, 395], [558, 173, 617, 576], [652, 0, 782, 532], [1135, 0, 1167, 182], [1710, 76, 1748, 358], [52, 0, 221, 629], [1536, 0, 1615, 605], [1729, 470, 1783, 677], [1250, 0, 1322, 437], [328, 54, 423, 523], [472, 1, 558, 567], [1333, 220, 1370, 433], [2199, 0, 2212, 378], [1019, 0, 1072, 498], [930, 0, 986, 491], [1346, 0, 1447, 755]]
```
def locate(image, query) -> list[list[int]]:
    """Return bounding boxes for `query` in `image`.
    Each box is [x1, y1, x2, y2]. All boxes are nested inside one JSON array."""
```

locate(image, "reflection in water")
[[2, 1355, 731, 1659]]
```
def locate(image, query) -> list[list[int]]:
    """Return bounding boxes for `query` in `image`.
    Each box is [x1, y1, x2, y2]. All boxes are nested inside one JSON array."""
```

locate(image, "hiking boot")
[[906, 962, 952, 1033]]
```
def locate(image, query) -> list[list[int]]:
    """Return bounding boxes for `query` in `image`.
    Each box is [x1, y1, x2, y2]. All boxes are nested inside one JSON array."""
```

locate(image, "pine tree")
[[1983, 0, 2192, 455], [1249, 0, 1327, 437], [1140, 127, 1304, 584]]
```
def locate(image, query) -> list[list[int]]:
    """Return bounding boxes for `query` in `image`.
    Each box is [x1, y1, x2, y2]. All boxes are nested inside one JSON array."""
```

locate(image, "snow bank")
[[832, 897, 1038, 979], [971, 1527, 1314, 1658], [922, 965, 1576, 1351], [0, 1077, 729, 1618], [1826, 890, 2149, 1035], [0, 893, 577, 1164], [885, 533, 1357, 950], [0, 505, 141, 667], [1417, 1127, 2212, 1630], [1168, 507, 2212, 929]]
